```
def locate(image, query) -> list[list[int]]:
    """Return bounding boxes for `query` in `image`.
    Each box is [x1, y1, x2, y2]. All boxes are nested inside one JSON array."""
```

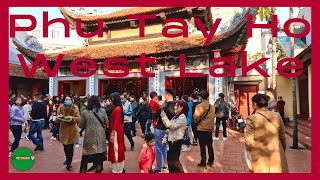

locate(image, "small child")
[[139, 133, 156, 173], [49, 110, 58, 141], [149, 92, 161, 127]]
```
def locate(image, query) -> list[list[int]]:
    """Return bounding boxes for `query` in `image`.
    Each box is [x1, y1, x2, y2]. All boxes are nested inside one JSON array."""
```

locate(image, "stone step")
[[285, 125, 311, 150], [286, 122, 311, 137]]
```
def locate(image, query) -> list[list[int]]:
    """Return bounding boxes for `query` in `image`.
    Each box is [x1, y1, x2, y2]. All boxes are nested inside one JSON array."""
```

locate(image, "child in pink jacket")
[[139, 133, 156, 173]]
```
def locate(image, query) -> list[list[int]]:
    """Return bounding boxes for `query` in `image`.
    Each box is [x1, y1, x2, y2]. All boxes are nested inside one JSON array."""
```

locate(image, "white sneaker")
[[182, 146, 190, 152], [50, 137, 54, 140], [52, 137, 58, 141], [213, 137, 219, 141], [75, 144, 80, 148], [223, 137, 227, 141], [9, 152, 12, 158]]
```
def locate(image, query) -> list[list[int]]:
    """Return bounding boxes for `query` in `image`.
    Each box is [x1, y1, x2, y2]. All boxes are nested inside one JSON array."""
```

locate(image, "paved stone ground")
[[9, 125, 311, 173]]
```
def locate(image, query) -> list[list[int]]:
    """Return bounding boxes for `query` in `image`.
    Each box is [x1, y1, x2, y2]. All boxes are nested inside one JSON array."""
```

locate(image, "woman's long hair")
[[87, 95, 101, 111], [110, 92, 124, 123], [173, 101, 189, 119]]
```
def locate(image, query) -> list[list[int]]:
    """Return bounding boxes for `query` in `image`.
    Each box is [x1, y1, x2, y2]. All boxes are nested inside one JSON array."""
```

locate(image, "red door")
[[234, 85, 258, 119]]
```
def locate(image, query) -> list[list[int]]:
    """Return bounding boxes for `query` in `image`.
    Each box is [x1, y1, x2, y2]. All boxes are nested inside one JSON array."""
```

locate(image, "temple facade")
[[14, 7, 257, 103]]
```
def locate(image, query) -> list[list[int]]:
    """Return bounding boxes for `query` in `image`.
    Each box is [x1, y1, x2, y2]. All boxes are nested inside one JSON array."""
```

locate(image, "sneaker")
[[9, 152, 12, 158], [182, 146, 190, 152], [191, 141, 198, 146], [26, 136, 30, 141], [50, 137, 54, 140], [223, 137, 227, 141], [213, 137, 219, 141], [52, 137, 58, 141], [75, 144, 80, 148], [162, 167, 169, 173]]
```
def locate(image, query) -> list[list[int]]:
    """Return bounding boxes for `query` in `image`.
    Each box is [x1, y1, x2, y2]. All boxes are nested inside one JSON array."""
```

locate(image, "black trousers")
[[80, 153, 104, 173], [139, 119, 147, 134], [63, 144, 74, 166], [215, 117, 227, 138], [168, 140, 184, 173], [10, 125, 22, 152], [191, 122, 198, 142], [124, 122, 134, 146], [279, 111, 286, 125], [198, 131, 214, 164]]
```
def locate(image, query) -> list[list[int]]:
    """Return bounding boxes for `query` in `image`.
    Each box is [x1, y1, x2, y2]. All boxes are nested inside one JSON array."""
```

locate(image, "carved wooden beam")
[[130, 20, 137, 28], [186, 7, 194, 16], [159, 12, 166, 21]]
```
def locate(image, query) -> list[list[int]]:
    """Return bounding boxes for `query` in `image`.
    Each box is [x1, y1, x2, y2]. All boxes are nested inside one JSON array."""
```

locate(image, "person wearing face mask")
[[120, 94, 135, 151], [55, 95, 81, 171], [245, 93, 288, 173]]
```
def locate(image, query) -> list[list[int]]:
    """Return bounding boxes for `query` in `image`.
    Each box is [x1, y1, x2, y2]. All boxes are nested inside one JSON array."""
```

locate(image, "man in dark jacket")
[[29, 94, 47, 151], [137, 97, 151, 137], [213, 93, 230, 141], [153, 89, 175, 172]]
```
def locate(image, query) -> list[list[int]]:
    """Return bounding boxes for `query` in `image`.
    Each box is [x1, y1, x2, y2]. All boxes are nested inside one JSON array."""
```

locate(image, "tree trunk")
[[290, 7, 299, 149], [271, 7, 277, 89]]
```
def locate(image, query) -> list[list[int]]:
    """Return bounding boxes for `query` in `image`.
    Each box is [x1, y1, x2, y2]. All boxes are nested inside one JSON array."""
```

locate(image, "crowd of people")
[[8, 87, 288, 173]]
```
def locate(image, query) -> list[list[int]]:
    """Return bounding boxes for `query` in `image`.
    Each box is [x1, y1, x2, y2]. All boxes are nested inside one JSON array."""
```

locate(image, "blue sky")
[[9, 7, 300, 27]]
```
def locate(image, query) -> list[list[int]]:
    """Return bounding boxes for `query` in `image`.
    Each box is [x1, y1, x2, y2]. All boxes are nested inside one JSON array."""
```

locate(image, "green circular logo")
[[10, 147, 35, 171]]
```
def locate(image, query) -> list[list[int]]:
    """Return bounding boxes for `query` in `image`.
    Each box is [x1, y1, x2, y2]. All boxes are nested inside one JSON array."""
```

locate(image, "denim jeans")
[[154, 128, 168, 171], [28, 120, 45, 146], [146, 119, 152, 133]]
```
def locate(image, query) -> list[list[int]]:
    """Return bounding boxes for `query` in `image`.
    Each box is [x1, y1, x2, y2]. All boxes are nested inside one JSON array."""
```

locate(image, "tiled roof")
[[14, 8, 256, 62], [60, 7, 186, 22], [9, 64, 48, 79]]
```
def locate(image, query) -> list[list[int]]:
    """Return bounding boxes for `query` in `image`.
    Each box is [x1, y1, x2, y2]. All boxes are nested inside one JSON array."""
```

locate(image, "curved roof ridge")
[[59, 7, 186, 22]]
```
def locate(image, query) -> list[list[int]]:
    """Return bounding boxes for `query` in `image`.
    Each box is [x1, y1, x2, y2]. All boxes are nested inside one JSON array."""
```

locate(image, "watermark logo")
[[10, 147, 35, 171]]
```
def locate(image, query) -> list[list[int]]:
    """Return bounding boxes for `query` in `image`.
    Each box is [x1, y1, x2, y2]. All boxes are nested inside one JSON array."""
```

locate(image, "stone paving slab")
[[9, 126, 311, 173]]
